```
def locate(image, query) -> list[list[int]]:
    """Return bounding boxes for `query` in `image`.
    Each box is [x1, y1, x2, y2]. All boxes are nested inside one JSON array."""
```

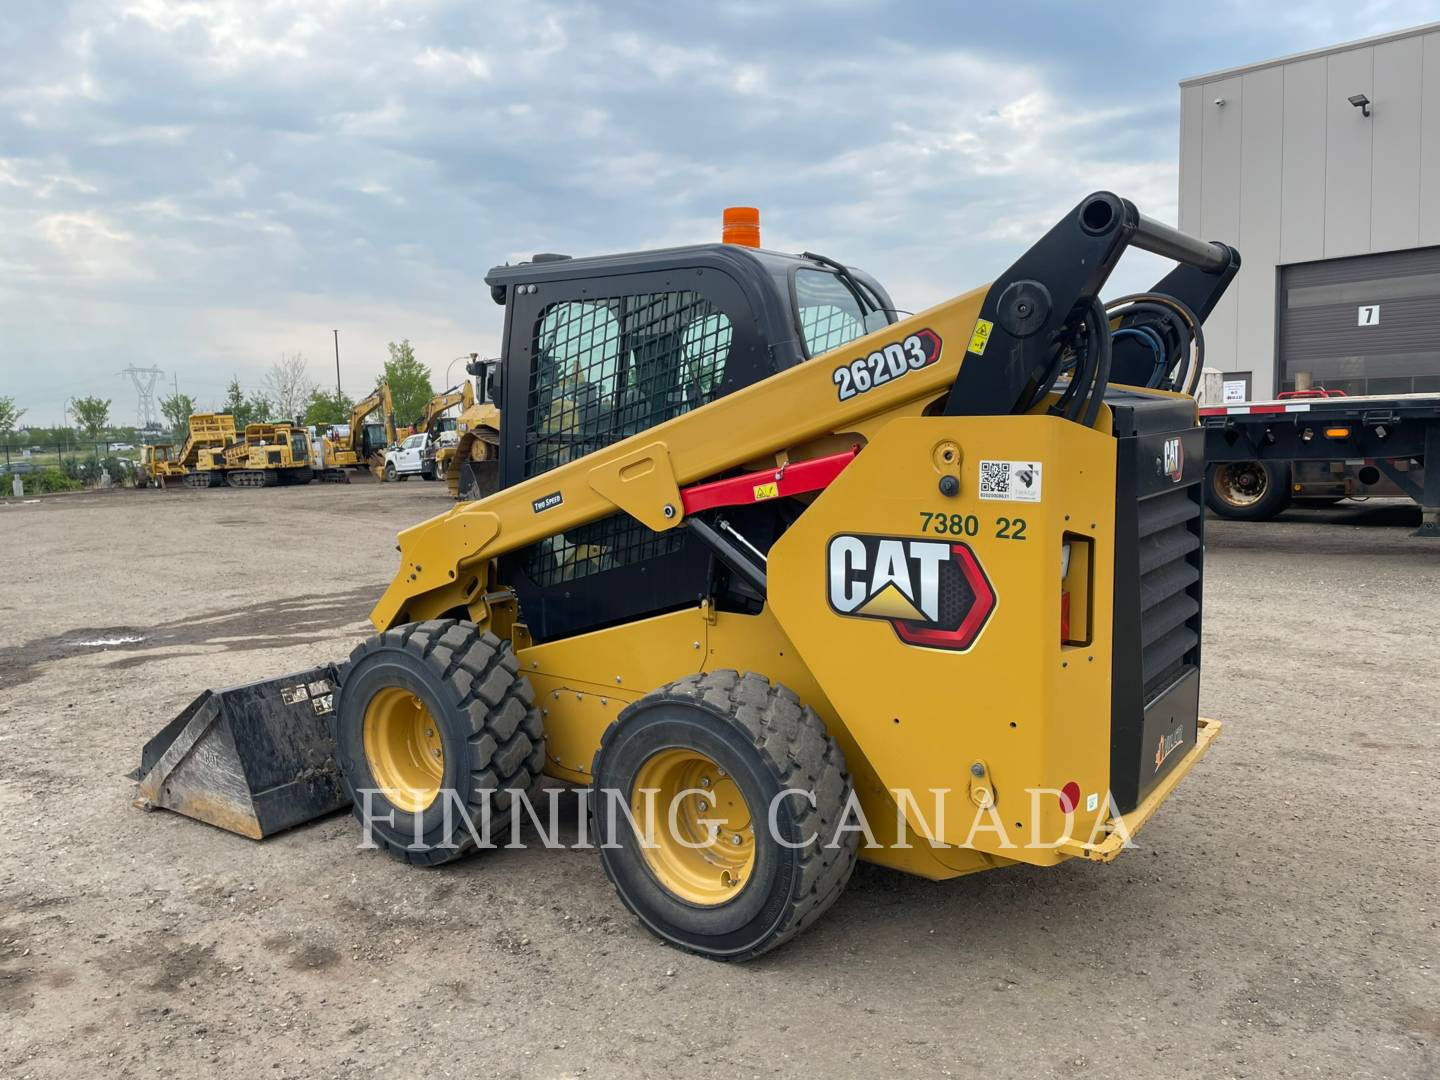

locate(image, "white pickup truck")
[[382, 432, 434, 481]]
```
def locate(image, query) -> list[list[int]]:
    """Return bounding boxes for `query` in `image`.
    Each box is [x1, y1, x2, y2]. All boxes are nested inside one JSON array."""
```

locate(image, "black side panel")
[[1110, 400, 1205, 812]]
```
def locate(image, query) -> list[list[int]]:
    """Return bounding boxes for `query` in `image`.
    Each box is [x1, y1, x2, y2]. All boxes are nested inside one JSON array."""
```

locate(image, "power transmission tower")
[[119, 365, 165, 429]]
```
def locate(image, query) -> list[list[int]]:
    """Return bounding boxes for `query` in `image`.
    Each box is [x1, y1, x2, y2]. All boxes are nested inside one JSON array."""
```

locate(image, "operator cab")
[[483, 227, 899, 642]]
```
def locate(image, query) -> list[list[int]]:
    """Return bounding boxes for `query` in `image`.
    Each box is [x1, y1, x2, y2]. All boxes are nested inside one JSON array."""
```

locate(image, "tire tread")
[[335, 619, 545, 866], [593, 669, 858, 960]]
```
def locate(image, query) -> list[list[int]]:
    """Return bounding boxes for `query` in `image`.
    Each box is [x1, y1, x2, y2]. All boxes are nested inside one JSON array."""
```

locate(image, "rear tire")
[[333, 620, 545, 866], [592, 670, 858, 961], [1205, 461, 1291, 521]]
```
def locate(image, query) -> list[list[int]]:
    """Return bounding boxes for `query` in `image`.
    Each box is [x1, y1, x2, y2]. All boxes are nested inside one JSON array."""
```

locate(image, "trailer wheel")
[[1205, 461, 1291, 521], [592, 671, 858, 961], [333, 620, 545, 866]]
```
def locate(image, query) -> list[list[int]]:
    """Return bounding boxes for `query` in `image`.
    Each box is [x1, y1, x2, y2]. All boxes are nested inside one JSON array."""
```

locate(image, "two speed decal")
[[832, 329, 942, 401]]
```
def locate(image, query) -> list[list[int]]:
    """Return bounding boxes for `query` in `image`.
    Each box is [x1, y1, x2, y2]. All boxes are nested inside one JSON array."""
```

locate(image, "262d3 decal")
[[827, 533, 996, 650], [832, 330, 942, 401]]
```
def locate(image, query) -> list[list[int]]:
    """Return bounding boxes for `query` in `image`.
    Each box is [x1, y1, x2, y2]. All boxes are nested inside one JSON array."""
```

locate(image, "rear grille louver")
[[1136, 487, 1203, 701]]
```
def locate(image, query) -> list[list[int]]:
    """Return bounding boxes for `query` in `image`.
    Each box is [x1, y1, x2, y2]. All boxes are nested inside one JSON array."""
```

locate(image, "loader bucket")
[[135, 665, 348, 839]]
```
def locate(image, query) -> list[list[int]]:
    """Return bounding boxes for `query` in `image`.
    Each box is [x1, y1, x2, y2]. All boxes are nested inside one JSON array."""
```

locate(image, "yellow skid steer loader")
[[137, 194, 1239, 960]]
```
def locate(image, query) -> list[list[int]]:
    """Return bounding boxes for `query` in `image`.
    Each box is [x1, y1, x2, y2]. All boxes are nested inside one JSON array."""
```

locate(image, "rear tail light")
[[1061, 534, 1093, 646]]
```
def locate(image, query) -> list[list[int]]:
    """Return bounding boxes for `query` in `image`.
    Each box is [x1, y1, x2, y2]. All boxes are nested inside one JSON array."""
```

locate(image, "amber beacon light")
[[722, 206, 761, 247]]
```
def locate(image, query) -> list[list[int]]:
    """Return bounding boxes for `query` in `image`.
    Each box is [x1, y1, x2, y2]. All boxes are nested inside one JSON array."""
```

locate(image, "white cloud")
[[415, 46, 491, 81], [1, 0, 1433, 421]]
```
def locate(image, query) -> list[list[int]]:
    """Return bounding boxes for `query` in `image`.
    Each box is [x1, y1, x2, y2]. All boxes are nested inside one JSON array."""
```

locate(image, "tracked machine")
[[138, 195, 1238, 960], [219, 423, 315, 488], [436, 356, 503, 498], [165, 413, 237, 489]]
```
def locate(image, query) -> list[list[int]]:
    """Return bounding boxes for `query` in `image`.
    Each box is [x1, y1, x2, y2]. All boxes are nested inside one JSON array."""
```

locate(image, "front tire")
[[592, 671, 858, 961], [1206, 461, 1291, 521], [333, 620, 545, 865], [383, 462, 397, 483]]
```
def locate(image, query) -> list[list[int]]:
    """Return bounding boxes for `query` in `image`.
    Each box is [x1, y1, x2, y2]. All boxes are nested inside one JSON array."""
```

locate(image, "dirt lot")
[[0, 481, 1435, 1079]]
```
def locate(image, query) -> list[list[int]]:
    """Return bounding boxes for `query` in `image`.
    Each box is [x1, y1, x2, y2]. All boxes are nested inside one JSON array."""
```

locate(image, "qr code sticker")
[[979, 460, 1042, 502]]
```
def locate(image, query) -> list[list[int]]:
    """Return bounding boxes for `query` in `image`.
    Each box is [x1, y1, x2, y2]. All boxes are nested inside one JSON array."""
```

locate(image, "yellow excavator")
[[318, 382, 397, 482], [138, 195, 1238, 960]]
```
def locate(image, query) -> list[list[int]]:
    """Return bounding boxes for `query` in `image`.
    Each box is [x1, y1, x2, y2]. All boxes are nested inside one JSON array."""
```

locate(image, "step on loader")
[[137, 193, 1239, 960]]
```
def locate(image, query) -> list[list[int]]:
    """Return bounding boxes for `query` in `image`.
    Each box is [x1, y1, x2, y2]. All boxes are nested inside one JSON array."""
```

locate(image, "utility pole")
[[333, 330, 342, 399]]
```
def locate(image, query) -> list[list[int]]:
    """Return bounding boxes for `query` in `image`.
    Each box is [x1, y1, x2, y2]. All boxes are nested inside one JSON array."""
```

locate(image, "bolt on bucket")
[[134, 665, 348, 839]]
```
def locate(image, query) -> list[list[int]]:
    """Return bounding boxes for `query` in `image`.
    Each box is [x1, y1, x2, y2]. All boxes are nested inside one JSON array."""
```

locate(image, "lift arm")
[[371, 192, 1230, 631]]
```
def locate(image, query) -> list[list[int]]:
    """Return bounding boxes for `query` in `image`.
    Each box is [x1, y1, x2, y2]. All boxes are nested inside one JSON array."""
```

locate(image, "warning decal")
[[968, 318, 993, 356]]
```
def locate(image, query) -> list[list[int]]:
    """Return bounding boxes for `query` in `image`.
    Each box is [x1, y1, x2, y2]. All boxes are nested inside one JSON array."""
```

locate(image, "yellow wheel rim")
[[362, 687, 445, 812], [631, 748, 755, 906]]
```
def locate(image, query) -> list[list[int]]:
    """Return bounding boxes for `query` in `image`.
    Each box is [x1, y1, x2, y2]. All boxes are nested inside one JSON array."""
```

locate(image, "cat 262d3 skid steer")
[[136, 194, 1238, 960]]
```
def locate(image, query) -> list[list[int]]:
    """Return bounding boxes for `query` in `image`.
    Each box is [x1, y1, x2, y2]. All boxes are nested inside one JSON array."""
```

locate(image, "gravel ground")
[[0, 482, 1435, 1079]]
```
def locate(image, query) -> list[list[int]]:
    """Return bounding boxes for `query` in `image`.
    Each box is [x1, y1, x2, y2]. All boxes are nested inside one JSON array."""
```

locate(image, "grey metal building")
[[1179, 22, 1440, 401]]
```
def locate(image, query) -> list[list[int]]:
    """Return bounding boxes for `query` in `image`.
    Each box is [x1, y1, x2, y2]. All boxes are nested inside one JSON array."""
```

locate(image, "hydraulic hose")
[[1105, 293, 1204, 395], [1079, 296, 1113, 428]]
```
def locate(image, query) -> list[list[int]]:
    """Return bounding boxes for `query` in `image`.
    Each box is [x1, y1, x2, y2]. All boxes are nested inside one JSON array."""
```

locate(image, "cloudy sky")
[[2, 0, 1435, 425]]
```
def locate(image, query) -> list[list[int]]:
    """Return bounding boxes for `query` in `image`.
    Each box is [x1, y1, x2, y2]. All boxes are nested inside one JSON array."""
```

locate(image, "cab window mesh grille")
[[519, 290, 732, 586], [522, 513, 685, 587], [523, 292, 732, 479]]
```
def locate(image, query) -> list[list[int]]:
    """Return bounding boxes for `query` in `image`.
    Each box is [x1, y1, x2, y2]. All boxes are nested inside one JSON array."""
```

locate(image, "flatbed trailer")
[[1201, 391, 1440, 537]]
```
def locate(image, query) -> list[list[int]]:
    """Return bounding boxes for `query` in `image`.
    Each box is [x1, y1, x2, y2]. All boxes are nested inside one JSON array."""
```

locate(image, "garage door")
[[1278, 245, 1440, 396]]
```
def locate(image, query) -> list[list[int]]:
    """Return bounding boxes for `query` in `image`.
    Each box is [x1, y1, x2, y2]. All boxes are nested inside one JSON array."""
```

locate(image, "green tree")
[[70, 396, 112, 438], [244, 392, 273, 426], [159, 392, 196, 437], [304, 388, 355, 427], [221, 376, 272, 428], [378, 340, 434, 428], [0, 396, 24, 449], [223, 377, 246, 417]]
